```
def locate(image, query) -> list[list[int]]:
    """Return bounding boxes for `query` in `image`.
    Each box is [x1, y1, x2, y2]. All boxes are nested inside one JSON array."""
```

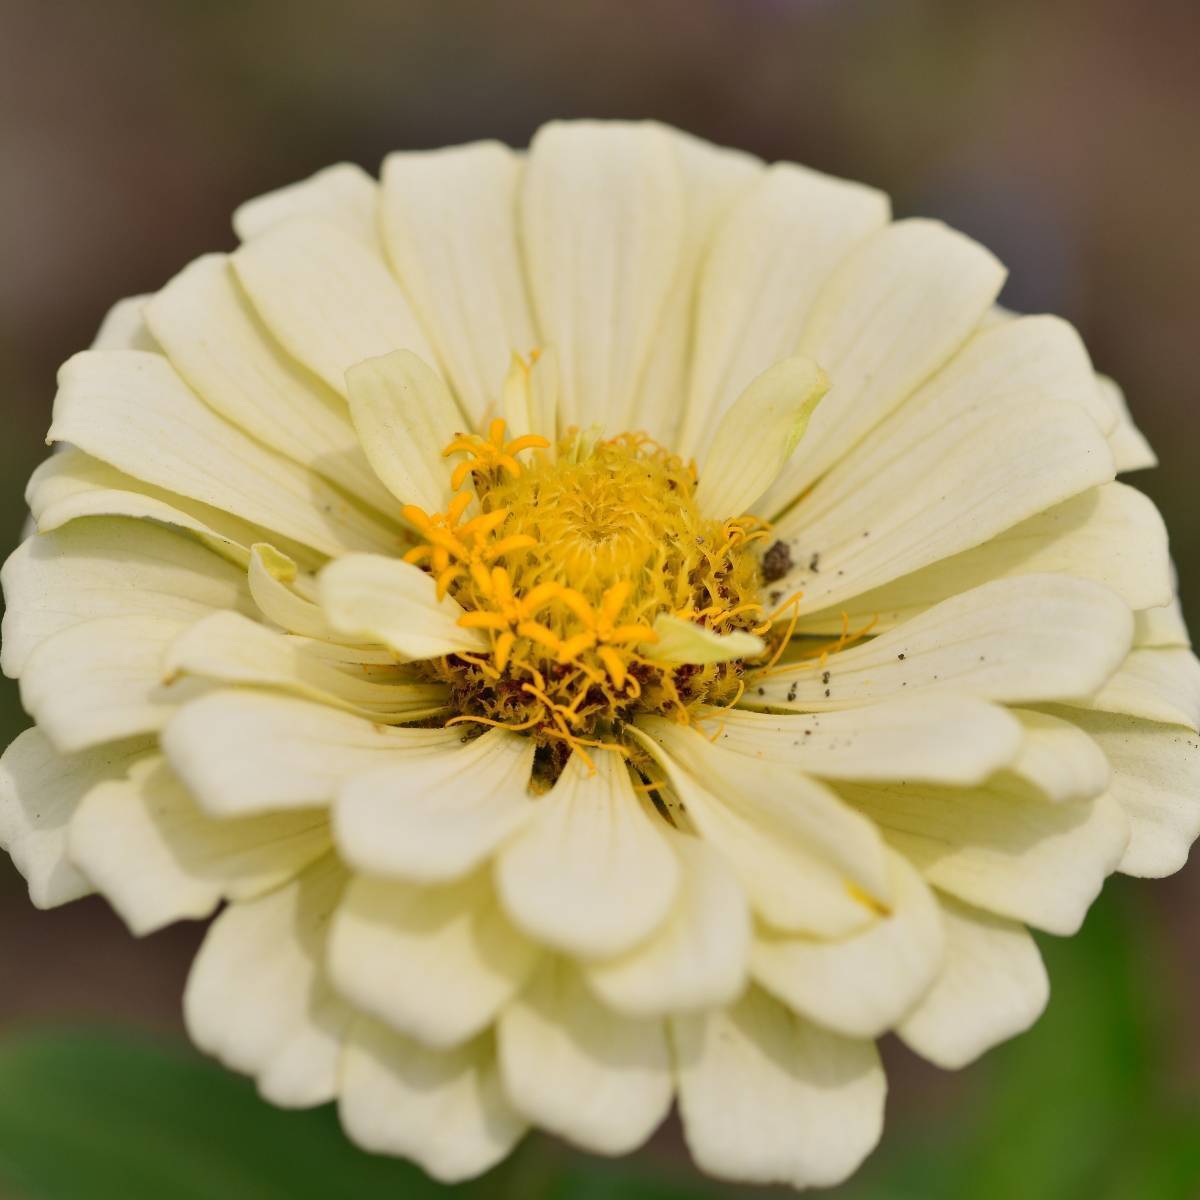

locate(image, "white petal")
[[381, 142, 536, 425], [672, 987, 885, 1189], [49, 351, 397, 558], [328, 869, 538, 1049], [839, 780, 1129, 935], [0, 728, 152, 908], [185, 854, 352, 1106], [521, 120, 684, 431], [25, 448, 319, 571], [145, 254, 397, 516], [751, 850, 944, 1039], [164, 610, 447, 723], [1135, 596, 1190, 649], [583, 827, 751, 1017], [502, 344, 559, 441], [629, 720, 889, 936], [317, 552, 483, 660], [694, 355, 828, 520], [498, 957, 672, 1155], [69, 756, 331, 935], [1070, 646, 1200, 730], [232, 220, 436, 397], [631, 126, 760, 443], [1, 518, 250, 679], [162, 688, 460, 816], [1006, 708, 1111, 804], [644, 614, 764, 665], [234, 163, 382, 251], [681, 162, 889, 458], [756, 576, 1133, 711], [334, 729, 535, 881], [1051, 707, 1200, 878], [340, 1018, 525, 1183], [246, 543, 338, 640], [1098, 375, 1157, 473], [495, 750, 678, 959], [712, 693, 1022, 787], [799, 481, 1172, 634], [760, 218, 1005, 510], [344, 350, 462, 512], [19, 614, 199, 753], [896, 895, 1048, 1069], [90, 294, 157, 351], [769, 316, 1116, 610]]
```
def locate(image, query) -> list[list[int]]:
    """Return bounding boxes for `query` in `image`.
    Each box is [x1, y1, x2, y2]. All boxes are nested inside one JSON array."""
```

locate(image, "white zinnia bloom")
[[2, 120, 1197, 1190]]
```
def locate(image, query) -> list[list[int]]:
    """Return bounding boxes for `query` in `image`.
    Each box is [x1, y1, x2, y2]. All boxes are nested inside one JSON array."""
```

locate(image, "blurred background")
[[1, 1, 1199, 1196]]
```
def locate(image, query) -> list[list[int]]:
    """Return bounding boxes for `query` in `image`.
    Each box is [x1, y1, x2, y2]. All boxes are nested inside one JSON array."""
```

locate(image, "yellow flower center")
[[402, 421, 772, 777]]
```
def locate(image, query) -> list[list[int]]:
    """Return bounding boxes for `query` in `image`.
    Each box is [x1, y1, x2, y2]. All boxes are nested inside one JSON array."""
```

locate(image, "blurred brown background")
[[1, 0, 1198, 1193]]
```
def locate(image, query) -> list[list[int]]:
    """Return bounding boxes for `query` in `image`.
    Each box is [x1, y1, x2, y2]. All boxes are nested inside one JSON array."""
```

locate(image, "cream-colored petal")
[[896, 895, 1048, 1069], [521, 120, 684, 431], [233, 163, 383, 252], [712, 693, 1022, 787], [695, 355, 828, 521], [185, 855, 352, 1106], [681, 163, 889, 458], [69, 756, 331, 935], [672, 987, 885, 1190], [381, 142, 536, 426], [164, 610, 447, 723], [751, 850, 944, 1039], [232, 220, 436, 398], [91, 293, 157, 351], [983, 305, 1118, 434], [1, 518, 250, 679], [583, 827, 750, 1017], [632, 126, 760, 443], [644, 615, 764, 665], [495, 750, 678, 959], [629, 720, 888, 937], [334, 729, 535, 881], [1005, 708, 1111, 804], [799, 482, 1172, 635], [328, 869, 538, 1049], [502, 344, 559, 441], [768, 316, 1115, 610], [163, 689, 459, 816], [498, 957, 672, 1155], [145, 254, 398, 516], [25, 448, 320, 572], [246, 544, 340, 640], [0, 728, 152, 908], [839, 780, 1129, 935], [756, 576, 1133, 712], [19, 614, 200, 753], [1098, 375, 1157, 473], [317, 552, 483, 661], [1050, 706, 1200, 878], [1069, 646, 1200, 730], [340, 1018, 525, 1183], [760, 218, 1005, 510], [1135, 596, 1190, 649], [344, 350, 462, 512], [48, 351, 397, 558]]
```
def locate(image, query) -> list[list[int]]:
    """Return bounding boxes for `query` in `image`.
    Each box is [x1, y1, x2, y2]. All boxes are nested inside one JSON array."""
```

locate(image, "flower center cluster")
[[401, 421, 768, 777]]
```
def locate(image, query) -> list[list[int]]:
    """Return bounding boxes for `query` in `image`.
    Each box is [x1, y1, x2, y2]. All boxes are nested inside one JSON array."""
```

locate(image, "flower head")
[[2, 120, 1196, 1190]]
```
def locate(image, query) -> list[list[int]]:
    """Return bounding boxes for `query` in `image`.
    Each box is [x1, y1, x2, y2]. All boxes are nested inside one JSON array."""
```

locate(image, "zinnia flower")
[[2, 119, 1197, 1190]]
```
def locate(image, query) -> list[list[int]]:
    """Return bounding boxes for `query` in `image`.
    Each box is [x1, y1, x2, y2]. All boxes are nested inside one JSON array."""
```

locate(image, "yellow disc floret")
[[406, 423, 769, 776]]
